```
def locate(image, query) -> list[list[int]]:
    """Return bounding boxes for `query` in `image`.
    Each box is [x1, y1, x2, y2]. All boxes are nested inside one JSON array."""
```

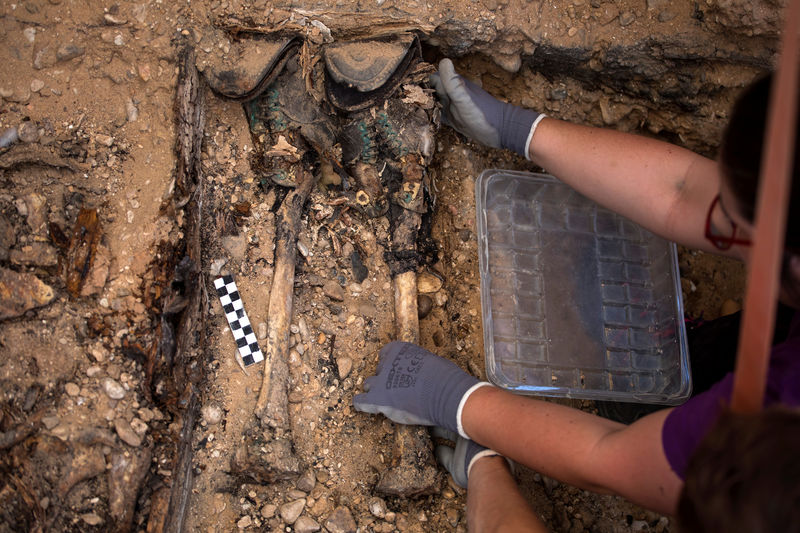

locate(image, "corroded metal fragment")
[[65, 208, 100, 297]]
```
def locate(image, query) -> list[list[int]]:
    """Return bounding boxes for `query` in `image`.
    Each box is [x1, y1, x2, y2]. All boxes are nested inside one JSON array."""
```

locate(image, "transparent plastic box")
[[476, 170, 691, 404]]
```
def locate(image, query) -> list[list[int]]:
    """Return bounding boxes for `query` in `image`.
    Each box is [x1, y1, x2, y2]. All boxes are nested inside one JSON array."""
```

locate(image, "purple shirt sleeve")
[[662, 311, 800, 479]]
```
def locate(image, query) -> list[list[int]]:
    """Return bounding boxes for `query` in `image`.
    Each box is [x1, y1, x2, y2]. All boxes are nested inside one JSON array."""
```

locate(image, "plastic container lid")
[[476, 170, 691, 404]]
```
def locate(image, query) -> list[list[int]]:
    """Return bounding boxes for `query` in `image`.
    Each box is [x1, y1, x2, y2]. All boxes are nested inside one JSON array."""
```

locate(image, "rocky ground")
[[0, 0, 770, 532]]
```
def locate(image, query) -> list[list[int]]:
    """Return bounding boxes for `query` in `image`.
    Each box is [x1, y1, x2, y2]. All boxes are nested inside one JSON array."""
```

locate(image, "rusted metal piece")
[[254, 168, 315, 426], [64, 208, 100, 297]]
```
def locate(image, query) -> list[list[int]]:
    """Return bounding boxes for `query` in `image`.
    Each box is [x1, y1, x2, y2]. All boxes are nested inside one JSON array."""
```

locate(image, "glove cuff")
[[456, 381, 493, 439], [523, 114, 547, 161], [466, 449, 515, 481]]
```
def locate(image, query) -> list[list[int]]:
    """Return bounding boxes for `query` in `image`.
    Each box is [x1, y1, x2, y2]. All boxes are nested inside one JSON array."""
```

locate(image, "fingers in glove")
[[438, 58, 473, 107]]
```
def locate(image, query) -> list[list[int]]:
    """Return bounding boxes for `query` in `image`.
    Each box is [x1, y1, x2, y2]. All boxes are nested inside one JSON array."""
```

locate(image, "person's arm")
[[467, 455, 550, 533], [528, 118, 728, 256], [431, 59, 744, 259], [462, 385, 683, 515]]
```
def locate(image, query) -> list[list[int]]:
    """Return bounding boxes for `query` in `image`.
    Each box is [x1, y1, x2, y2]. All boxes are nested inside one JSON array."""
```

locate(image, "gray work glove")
[[430, 58, 543, 158], [353, 341, 489, 438], [432, 427, 508, 488]]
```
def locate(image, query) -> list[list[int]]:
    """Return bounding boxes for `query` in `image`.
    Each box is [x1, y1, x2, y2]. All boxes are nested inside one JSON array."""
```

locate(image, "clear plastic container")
[[476, 170, 691, 404]]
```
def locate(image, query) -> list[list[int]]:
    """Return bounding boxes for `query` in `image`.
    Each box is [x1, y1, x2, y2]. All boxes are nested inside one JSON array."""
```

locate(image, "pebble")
[[102, 378, 126, 399], [324, 506, 357, 533], [619, 11, 636, 26], [126, 99, 138, 122], [298, 317, 310, 340], [237, 515, 252, 529], [42, 416, 60, 430], [294, 516, 321, 533], [260, 504, 277, 519], [18, 122, 40, 143], [201, 404, 223, 425], [130, 417, 148, 435], [0, 127, 18, 149], [81, 513, 104, 526], [30, 79, 45, 93], [257, 322, 267, 340], [336, 357, 352, 379], [96, 134, 114, 147], [23, 27, 36, 43], [322, 280, 344, 301], [56, 44, 85, 62], [417, 294, 433, 319], [279, 499, 305, 524], [368, 497, 387, 518], [417, 272, 442, 293], [114, 418, 143, 447], [296, 469, 316, 492], [65, 382, 80, 396]]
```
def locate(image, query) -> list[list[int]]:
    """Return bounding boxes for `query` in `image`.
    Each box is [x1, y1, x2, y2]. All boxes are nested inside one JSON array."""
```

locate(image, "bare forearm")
[[462, 386, 682, 514], [529, 118, 721, 252], [468, 456, 549, 533]]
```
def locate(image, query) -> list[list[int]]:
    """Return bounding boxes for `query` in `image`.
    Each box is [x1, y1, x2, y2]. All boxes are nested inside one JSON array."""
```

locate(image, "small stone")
[[56, 44, 85, 62], [257, 322, 267, 340], [237, 515, 252, 529], [201, 404, 223, 426], [279, 499, 305, 524], [42, 416, 60, 430], [417, 294, 433, 319], [138, 63, 152, 82], [114, 418, 143, 447], [96, 134, 114, 147], [104, 13, 127, 25], [113, 34, 125, 46], [317, 332, 326, 345], [324, 506, 357, 533], [619, 11, 636, 26], [322, 280, 344, 301], [18, 122, 39, 143], [23, 27, 36, 43], [130, 417, 148, 435], [81, 513, 104, 526], [102, 378, 126, 400], [65, 382, 80, 396], [368, 497, 387, 519], [417, 272, 442, 293], [296, 469, 316, 492], [30, 79, 45, 93], [126, 99, 138, 122], [260, 504, 277, 519], [294, 516, 321, 533], [336, 357, 352, 379]]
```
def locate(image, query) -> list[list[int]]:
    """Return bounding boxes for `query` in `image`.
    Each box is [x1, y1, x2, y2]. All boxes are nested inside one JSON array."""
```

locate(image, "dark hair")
[[719, 73, 800, 251], [677, 408, 800, 533]]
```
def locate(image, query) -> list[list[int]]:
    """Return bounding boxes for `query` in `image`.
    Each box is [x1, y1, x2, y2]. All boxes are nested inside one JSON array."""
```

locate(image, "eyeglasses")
[[704, 194, 752, 250]]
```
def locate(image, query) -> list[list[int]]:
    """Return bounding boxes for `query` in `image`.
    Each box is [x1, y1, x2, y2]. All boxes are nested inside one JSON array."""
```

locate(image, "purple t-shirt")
[[662, 311, 800, 479]]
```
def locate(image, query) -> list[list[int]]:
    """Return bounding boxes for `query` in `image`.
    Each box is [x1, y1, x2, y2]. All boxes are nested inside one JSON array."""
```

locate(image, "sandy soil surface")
[[0, 0, 768, 532]]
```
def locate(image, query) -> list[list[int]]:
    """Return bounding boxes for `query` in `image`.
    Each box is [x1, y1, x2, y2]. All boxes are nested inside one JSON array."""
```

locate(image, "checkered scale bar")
[[214, 275, 264, 367]]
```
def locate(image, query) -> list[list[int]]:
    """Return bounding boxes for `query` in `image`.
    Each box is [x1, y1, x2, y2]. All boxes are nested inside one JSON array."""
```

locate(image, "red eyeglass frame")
[[703, 194, 753, 250]]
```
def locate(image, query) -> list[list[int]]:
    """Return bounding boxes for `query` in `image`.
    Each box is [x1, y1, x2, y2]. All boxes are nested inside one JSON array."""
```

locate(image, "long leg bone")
[[255, 168, 315, 426], [375, 156, 440, 496]]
